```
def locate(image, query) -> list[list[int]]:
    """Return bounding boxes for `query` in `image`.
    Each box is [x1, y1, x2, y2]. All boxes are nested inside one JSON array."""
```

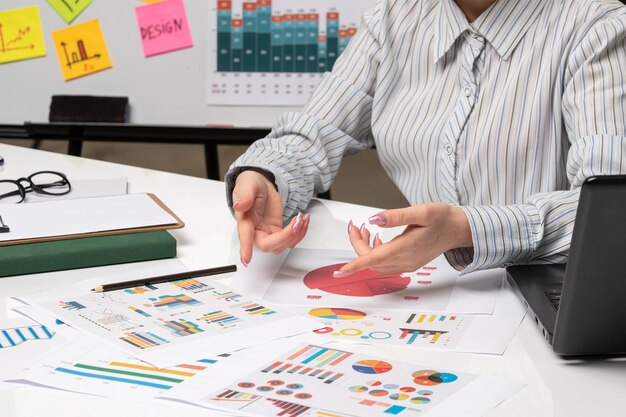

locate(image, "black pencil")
[[90, 265, 238, 293]]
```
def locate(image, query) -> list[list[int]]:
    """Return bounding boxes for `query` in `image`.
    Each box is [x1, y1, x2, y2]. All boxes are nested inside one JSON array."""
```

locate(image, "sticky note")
[[135, 0, 193, 57], [0, 6, 47, 64], [52, 19, 112, 81], [46, 0, 93, 24]]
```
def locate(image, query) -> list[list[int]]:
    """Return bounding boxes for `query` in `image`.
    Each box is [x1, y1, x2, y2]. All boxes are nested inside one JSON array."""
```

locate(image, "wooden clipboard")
[[0, 193, 184, 247]]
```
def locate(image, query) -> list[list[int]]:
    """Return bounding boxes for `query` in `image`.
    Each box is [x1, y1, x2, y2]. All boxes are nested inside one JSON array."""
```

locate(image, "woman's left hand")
[[334, 203, 473, 276]]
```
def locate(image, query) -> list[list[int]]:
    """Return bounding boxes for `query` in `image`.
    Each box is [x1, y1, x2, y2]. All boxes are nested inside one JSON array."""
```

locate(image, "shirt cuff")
[[224, 164, 295, 223], [446, 204, 542, 274]]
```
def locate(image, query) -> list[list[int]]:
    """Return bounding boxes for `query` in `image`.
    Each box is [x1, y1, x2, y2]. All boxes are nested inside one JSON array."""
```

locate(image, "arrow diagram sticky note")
[[0, 5, 47, 64], [52, 19, 112, 81]]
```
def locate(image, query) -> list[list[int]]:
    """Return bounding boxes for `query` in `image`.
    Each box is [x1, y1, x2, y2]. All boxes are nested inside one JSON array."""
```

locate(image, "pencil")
[[90, 264, 238, 293]]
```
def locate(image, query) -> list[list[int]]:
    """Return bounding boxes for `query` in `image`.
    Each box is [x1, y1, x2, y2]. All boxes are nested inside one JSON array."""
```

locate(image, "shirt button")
[[464, 87, 472, 97], [444, 144, 454, 155]]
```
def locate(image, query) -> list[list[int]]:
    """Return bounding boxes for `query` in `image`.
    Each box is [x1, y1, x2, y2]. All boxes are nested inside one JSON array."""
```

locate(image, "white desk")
[[1, 143, 624, 417]]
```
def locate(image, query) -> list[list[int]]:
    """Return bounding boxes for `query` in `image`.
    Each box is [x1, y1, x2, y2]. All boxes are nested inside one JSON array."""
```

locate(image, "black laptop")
[[506, 175, 626, 355]]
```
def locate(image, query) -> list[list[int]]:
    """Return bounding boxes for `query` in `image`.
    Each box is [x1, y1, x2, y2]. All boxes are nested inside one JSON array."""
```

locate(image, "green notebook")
[[0, 231, 176, 277]]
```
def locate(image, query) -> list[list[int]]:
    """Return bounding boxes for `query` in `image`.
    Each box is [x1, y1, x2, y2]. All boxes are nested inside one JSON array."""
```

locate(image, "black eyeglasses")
[[0, 171, 71, 203]]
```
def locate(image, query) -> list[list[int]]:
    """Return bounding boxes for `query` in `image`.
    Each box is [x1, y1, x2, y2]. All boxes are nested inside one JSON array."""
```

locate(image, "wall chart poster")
[[206, 0, 377, 106]]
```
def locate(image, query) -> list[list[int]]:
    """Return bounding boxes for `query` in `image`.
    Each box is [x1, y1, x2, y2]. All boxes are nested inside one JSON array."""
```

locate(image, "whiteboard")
[[0, 0, 292, 127]]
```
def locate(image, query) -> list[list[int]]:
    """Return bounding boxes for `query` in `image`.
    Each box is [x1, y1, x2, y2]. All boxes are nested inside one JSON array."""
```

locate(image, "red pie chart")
[[303, 263, 410, 297], [352, 360, 393, 374]]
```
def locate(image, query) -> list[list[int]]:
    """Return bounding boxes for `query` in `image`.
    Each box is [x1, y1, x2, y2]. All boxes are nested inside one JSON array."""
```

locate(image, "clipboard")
[[0, 193, 184, 247]]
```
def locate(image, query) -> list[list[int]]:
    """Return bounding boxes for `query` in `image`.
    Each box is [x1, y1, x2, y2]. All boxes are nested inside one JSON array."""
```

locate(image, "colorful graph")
[[260, 361, 344, 384], [53, 358, 208, 391], [405, 313, 456, 324], [351, 360, 393, 374], [151, 294, 201, 309], [304, 264, 411, 297], [120, 331, 169, 349], [158, 319, 204, 337], [172, 278, 210, 292], [125, 285, 158, 294], [216, 0, 357, 73], [241, 302, 276, 315], [266, 398, 311, 417], [0, 325, 55, 348], [199, 310, 241, 326], [399, 328, 448, 345], [287, 345, 352, 367], [128, 306, 152, 317], [412, 370, 457, 386], [212, 388, 261, 402], [309, 307, 366, 320]]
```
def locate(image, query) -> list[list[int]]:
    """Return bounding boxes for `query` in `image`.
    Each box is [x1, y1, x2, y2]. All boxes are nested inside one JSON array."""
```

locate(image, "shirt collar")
[[434, 0, 546, 62]]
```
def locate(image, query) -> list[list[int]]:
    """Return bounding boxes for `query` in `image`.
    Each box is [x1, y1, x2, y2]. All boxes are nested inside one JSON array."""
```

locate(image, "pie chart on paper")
[[308, 308, 367, 320], [303, 263, 411, 297], [352, 360, 393, 374]]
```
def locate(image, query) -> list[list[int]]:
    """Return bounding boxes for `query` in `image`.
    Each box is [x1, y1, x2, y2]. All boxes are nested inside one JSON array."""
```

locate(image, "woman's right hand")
[[232, 169, 310, 266]]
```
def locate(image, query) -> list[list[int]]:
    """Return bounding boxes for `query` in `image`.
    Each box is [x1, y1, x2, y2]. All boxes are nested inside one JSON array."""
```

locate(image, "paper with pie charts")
[[163, 342, 524, 417], [259, 249, 503, 314]]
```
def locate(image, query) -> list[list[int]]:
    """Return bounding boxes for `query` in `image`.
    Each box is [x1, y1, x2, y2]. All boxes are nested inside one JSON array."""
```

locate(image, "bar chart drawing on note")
[[207, 0, 377, 106]]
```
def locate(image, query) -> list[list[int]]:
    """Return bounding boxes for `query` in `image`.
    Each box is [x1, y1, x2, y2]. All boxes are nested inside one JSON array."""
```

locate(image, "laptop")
[[506, 175, 626, 355]]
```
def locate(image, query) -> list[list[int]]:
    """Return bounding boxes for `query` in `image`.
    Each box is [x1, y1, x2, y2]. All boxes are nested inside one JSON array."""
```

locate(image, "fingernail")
[[374, 232, 380, 242], [232, 199, 241, 210], [359, 223, 366, 237], [333, 270, 351, 278], [292, 212, 304, 234], [303, 213, 311, 227], [347, 220, 353, 234], [369, 213, 387, 226], [240, 256, 249, 268]]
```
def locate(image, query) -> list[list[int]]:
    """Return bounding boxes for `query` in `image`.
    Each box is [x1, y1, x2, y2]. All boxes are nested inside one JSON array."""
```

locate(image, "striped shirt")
[[226, 0, 626, 273]]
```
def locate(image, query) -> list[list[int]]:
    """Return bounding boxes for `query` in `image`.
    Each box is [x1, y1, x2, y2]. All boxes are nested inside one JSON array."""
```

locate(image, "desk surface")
[[1, 143, 624, 417]]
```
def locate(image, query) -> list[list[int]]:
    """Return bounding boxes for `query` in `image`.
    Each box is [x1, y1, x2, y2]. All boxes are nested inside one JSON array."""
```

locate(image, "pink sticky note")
[[135, 0, 193, 57]]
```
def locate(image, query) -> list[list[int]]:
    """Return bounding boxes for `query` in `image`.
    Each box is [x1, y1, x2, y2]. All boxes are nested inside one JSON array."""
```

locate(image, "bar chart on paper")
[[207, 0, 376, 106]]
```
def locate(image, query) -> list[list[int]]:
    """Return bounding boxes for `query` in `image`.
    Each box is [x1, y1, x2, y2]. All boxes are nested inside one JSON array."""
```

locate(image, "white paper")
[[164, 341, 524, 417], [246, 249, 502, 314], [1, 177, 128, 204], [0, 193, 178, 243], [18, 262, 320, 367], [0, 313, 77, 390], [294, 282, 527, 355]]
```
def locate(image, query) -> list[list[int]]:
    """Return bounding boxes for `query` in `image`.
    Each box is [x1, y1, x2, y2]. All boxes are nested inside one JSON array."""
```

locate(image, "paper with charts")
[[299, 282, 526, 355], [31, 274, 318, 366], [0, 6, 47, 64], [260, 249, 503, 313], [46, 0, 93, 24], [164, 343, 523, 417]]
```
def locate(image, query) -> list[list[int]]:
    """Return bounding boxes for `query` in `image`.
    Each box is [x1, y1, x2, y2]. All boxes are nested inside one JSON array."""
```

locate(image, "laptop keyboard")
[[545, 289, 561, 310]]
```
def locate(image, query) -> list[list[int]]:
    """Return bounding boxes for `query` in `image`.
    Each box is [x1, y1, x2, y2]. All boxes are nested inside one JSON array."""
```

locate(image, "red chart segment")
[[352, 360, 393, 374], [303, 264, 411, 297]]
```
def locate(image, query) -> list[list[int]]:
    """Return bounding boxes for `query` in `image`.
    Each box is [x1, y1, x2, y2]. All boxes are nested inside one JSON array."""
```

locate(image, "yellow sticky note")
[[52, 19, 112, 81], [0, 5, 47, 64], [46, 0, 93, 24]]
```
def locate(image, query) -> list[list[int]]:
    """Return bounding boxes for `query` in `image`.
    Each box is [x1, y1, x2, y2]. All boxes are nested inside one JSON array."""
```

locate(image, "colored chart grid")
[[266, 398, 311, 417], [151, 294, 201, 309], [287, 345, 352, 367], [398, 329, 448, 345], [242, 302, 276, 315], [120, 331, 169, 349], [0, 325, 55, 348], [172, 279, 210, 292], [199, 310, 242, 326], [216, 0, 356, 73], [405, 314, 456, 324]]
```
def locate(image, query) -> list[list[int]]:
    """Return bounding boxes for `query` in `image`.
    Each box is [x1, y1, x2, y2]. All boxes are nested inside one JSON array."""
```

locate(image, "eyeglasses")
[[0, 171, 71, 203]]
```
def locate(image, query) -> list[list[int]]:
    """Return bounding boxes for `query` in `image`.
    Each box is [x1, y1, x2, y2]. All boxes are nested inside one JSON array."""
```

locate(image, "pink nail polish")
[[240, 256, 249, 267], [292, 212, 304, 234], [347, 220, 353, 234], [333, 270, 351, 278], [359, 223, 366, 236], [303, 213, 311, 227], [369, 213, 387, 226]]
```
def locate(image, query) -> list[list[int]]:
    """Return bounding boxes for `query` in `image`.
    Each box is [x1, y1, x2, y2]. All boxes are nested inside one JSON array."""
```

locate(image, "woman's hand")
[[334, 203, 472, 276], [232, 170, 310, 266]]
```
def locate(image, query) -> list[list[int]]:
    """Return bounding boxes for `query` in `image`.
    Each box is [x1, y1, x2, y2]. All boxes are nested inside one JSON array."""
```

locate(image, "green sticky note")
[[46, 0, 93, 24]]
